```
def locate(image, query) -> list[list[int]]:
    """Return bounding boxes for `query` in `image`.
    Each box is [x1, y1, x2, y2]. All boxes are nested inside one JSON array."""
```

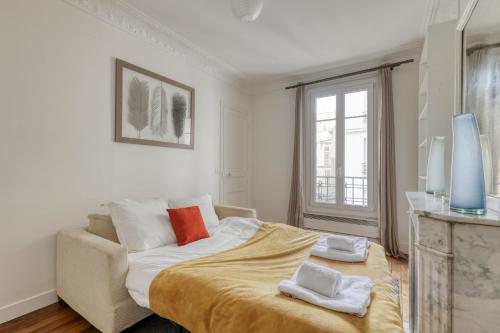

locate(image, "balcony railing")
[[315, 176, 336, 203], [344, 176, 368, 206], [315, 176, 368, 206]]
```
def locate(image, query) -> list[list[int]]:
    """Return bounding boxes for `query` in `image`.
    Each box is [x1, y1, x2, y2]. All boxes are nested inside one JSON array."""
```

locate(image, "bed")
[[126, 217, 403, 333], [57, 205, 403, 333]]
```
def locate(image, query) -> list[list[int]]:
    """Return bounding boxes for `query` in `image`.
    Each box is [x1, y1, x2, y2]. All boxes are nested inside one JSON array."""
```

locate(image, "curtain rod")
[[467, 42, 500, 56], [284, 59, 414, 90]]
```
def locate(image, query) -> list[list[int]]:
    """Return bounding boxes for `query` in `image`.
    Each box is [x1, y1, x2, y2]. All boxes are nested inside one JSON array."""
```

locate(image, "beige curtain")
[[378, 68, 401, 257], [287, 86, 305, 228]]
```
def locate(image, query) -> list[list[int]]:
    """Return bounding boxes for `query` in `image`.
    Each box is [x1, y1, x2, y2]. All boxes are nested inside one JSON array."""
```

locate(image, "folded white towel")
[[296, 261, 342, 298], [279, 273, 373, 316], [312, 234, 369, 262], [326, 234, 355, 252]]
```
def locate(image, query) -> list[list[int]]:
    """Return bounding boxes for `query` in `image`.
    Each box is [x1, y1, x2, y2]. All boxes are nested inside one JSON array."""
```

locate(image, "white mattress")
[[126, 217, 263, 308]]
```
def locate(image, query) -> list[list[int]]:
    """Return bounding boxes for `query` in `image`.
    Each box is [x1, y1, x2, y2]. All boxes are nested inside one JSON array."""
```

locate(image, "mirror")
[[462, 0, 500, 198]]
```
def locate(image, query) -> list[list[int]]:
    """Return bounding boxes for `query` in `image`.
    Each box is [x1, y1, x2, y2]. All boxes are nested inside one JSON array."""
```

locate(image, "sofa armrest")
[[214, 204, 257, 219], [57, 227, 135, 331]]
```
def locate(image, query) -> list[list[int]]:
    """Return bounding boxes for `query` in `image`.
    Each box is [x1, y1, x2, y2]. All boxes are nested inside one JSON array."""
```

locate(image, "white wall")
[[252, 89, 296, 222], [251, 60, 419, 252], [0, 0, 249, 322], [392, 62, 419, 251]]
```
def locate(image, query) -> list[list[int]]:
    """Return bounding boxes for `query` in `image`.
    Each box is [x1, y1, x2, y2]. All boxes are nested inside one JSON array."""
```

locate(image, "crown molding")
[[62, 0, 244, 85]]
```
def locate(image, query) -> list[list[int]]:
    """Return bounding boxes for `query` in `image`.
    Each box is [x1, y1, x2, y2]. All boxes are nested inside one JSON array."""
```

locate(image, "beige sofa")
[[57, 204, 257, 333]]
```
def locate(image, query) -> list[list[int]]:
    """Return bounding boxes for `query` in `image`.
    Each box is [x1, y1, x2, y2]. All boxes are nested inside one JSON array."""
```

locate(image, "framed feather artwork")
[[115, 59, 195, 149]]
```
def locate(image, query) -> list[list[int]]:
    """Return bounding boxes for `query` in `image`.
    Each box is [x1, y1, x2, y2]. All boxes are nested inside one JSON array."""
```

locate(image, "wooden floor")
[[0, 303, 99, 333], [0, 257, 408, 332]]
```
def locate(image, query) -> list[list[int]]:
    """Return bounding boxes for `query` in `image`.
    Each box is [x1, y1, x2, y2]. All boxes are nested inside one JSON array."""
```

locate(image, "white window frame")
[[304, 76, 378, 220]]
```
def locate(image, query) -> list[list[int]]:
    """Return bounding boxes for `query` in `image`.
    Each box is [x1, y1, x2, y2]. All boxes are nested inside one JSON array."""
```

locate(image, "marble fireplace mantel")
[[406, 192, 500, 227], [406, 192, 500, 333]]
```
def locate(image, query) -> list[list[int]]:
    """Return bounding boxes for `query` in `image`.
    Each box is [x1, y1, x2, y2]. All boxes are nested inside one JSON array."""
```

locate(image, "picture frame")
[[115, 58, 195, 149]]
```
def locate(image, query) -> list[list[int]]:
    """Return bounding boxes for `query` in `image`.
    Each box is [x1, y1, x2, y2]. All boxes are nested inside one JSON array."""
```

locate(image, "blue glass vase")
[[450, 113, 486, 215]]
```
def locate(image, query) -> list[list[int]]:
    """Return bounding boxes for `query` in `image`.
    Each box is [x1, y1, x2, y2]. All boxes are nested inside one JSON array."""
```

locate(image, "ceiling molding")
[[62, 0, 244, 85]]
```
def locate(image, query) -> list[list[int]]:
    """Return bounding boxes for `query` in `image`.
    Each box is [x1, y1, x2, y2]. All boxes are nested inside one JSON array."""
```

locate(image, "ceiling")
[[124, 0, 427, 82]]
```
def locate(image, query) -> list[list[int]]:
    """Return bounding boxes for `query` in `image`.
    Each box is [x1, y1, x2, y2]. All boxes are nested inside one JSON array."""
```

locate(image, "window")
[[305, 78, 377, 219]]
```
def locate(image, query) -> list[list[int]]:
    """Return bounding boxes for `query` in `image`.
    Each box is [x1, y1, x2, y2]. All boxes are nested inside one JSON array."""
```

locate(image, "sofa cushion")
[[86, 202, 252, 244], [88, 214, 119, 243]]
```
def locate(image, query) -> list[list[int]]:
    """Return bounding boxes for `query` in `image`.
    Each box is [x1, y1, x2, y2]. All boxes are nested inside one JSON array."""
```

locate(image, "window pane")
[[315, 95, 336, 204], [345, 90, 367, 118], [316, 96, 336, 121], [344, 91, 368, 206]]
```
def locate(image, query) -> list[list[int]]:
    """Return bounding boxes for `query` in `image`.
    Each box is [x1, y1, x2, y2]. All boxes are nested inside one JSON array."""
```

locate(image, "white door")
[[220, 104, 249, 207]]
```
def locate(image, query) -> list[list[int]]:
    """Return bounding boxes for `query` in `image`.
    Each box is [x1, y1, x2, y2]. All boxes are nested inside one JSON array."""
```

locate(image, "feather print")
[[151, 85, 168, 137], [172, 93, 187, 142], [128, 77, 149, 138]]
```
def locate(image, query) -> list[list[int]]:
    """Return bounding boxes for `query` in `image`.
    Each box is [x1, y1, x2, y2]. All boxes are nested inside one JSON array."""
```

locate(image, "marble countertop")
[[406, 192, 500, 227]]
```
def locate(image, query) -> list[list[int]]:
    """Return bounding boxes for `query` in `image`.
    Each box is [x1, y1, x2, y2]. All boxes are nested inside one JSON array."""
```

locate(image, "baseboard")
[[0, 289, 58, 324]]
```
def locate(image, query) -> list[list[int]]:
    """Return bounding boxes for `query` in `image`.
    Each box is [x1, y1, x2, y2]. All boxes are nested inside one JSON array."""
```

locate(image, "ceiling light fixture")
[[231, 0, 264, 22]]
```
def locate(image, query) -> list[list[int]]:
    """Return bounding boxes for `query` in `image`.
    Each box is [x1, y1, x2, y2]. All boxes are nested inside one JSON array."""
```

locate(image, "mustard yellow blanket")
[[150, 223, 403, 333]]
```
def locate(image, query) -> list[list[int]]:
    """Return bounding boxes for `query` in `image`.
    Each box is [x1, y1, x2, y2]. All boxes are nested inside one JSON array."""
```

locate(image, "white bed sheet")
[[126, 217, 263, 308]]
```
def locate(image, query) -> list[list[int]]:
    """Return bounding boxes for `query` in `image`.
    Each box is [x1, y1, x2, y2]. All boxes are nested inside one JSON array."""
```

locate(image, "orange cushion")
[[167, 206, 209, 246]]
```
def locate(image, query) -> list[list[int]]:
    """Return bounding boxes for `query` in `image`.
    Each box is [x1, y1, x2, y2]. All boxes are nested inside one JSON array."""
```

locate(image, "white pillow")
[[109, 199, 175, 251], [168, 194, 219, 230]]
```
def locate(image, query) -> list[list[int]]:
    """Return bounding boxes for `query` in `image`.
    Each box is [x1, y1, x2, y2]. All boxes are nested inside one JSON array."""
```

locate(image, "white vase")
[[426, 136, 446, 194]]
